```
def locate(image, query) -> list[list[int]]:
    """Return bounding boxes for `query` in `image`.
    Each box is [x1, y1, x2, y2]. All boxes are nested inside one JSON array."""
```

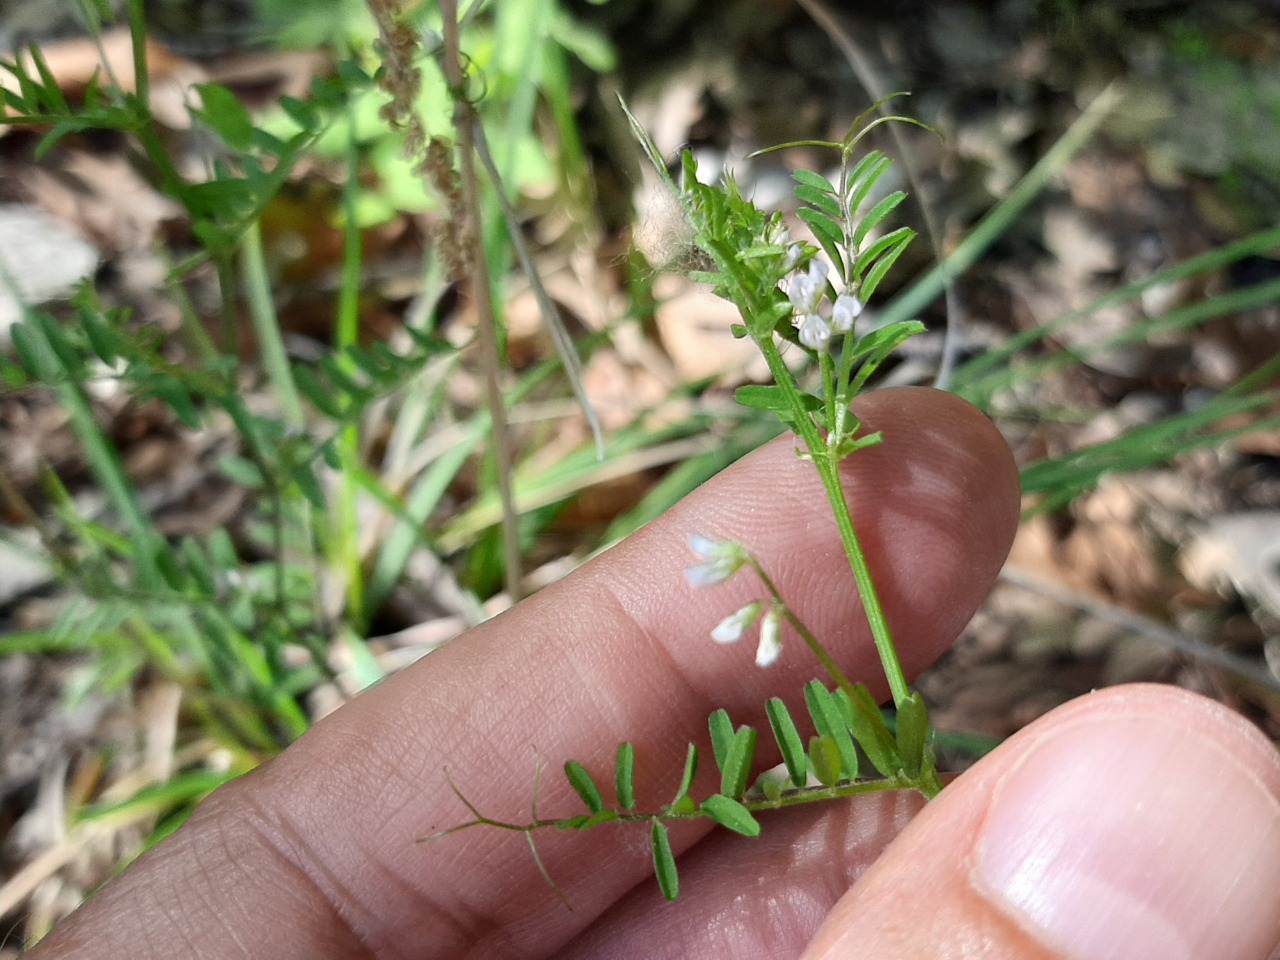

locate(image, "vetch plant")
[[429, 96, 945, 901]]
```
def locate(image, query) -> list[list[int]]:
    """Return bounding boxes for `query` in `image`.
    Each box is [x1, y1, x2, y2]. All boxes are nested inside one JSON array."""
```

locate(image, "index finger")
[[31, 387, 1019, 960]]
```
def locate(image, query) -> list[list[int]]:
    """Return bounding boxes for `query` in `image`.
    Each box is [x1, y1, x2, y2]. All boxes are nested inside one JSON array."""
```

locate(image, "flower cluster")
[[686, 535, 784, 668], [784, 252, 863, 350]]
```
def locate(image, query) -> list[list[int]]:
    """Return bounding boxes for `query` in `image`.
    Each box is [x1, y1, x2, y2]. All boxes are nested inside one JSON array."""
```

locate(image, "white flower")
[[832, 293, 863, 333], [796, 312, 832, 349], [685, 534, 746, 587], [755, 607, 783, 667], [782, 242, 802, 271], [786, 259, 828, 314], [711, 602, 761, 644]]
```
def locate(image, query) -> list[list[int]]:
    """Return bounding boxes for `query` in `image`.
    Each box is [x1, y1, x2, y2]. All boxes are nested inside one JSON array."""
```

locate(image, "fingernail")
[[974, 710, 1280, 960]]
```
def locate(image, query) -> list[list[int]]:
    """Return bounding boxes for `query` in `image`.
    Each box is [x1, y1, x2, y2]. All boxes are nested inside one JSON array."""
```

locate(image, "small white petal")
[[782, 242, 802, 270], [755, 609, 782, 667], [685, 535, 744, 587], [687, 533, 724, 559], [786, 258, 830, 314], [832, 294, 863, 332], [711, 602, 760, 644], [686, 563, 725, 587], [798, 312, 832, 349], [787, 273, 817, 312]]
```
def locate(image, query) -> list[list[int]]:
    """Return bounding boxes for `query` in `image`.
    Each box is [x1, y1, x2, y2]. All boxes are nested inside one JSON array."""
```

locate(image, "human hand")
[[26, 388, 1280, 959]]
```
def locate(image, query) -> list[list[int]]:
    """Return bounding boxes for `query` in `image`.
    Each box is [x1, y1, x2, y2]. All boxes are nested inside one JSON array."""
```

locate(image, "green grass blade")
[[951, 223, 1280, 390], [876, 81, 1122, 330]]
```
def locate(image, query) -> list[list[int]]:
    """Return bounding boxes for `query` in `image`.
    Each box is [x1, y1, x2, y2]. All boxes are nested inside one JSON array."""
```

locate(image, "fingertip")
[[804, 685, 1280, 960]]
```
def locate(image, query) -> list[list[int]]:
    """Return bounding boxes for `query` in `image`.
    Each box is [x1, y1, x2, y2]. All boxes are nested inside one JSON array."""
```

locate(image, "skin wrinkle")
[[196, 776, 459, 959], [141, 805, 323, 959], [558, 579, 675, 748], [182, 814, 269, 955], [238, 739, 458, 951], [586, 572, 733, 809], [235, 802, 379, 957]]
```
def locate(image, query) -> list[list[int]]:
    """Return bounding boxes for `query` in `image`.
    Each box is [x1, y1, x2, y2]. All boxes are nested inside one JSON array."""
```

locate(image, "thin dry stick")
[[438, 0, 523, 601], [1001, 564, 1280, 691], [470, 122, 605, 460]]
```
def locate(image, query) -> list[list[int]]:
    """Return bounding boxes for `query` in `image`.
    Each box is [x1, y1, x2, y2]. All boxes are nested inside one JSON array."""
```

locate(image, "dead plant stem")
[[439, 0, 523, 602]]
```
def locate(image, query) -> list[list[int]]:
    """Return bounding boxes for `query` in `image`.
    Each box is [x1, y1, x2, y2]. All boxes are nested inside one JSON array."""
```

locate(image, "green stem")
[[240, 220, 305, 427], [813, 453, 909, 705], [428, 772, 921, 839], [126, 0, 148, 112], [753, 334, 910, 707], [334, 130, 366, 628], [751, 561, 857, 698]]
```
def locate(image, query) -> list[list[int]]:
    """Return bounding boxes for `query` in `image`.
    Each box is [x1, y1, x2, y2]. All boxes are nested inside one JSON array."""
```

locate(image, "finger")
[[30, 387, 1018, 960], [560, 791, 927, 959], [802, 684, 1280, 960]]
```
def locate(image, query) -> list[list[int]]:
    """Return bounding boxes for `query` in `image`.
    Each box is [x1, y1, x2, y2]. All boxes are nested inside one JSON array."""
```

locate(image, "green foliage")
[[253, 0, 614, 226], [564, 760, 605, 813], [650, 821, 678, 900], [426, 96, 943, 903], [0, 0, 628, 879], [699, 793, 760, 837], [671, 743, 698, 809], [433, 677, 936, 901], [765, 696, 806, 788], [614, 742, 636, 812], [804, 680, 859, 782], [718, 725, 758, 800]]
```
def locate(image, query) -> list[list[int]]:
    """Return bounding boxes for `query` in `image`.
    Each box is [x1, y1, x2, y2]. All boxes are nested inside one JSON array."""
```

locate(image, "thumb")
[[804, 684, 1280, 960]]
